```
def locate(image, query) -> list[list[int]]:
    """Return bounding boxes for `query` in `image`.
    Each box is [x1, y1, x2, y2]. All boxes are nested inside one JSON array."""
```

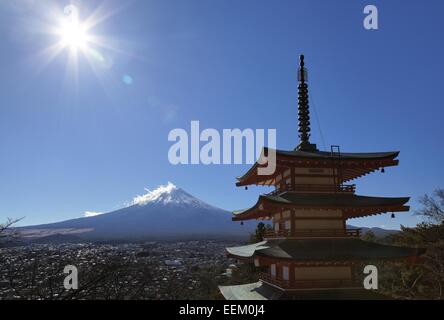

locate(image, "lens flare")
[[57, 5, 90, 52], [122, 75, 133, 85]]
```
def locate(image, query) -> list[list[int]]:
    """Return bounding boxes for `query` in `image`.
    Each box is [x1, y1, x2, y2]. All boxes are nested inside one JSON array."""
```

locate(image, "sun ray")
[[82, 1, 131, 32], [31, 42, 65, 74]]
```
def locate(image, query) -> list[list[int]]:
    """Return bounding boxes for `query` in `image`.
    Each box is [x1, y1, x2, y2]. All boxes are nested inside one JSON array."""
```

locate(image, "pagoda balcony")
[[259, 272, 355, 290], [267, 183, 356, 196], [264, 228, 362, 239]]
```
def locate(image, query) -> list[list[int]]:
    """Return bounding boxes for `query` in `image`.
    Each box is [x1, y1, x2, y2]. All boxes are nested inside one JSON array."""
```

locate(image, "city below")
[[0, 240, 241, 300]]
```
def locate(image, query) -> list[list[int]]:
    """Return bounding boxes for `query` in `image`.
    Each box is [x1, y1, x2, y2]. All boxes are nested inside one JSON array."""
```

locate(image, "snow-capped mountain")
[[19, 183, 254, 241], [131, 182, 217, 210]]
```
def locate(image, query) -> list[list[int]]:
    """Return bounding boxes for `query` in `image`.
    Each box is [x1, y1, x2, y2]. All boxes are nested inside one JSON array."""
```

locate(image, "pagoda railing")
[[264, 229, 291, 238], [291, 279, 355, 288], [264, 228, 361, 239], [259, 272, 291, 289], [267, 184, 355, 196], [259, 273, 355, 289]]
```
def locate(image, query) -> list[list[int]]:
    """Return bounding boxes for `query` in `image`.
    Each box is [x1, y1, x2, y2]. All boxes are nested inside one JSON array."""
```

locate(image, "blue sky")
[[0, 0, 443, 229]]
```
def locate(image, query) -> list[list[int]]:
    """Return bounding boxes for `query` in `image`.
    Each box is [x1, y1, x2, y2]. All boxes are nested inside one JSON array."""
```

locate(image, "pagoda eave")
[[236, 148, 400, 187], [219, 282, 284, 300], [219, 282, 390, 300], [232, 194, 410, 221], [344, 205, 410, 219], [225, 239, 425, 262], [233, 205, 409, 221], [227, 252, 424, 265]]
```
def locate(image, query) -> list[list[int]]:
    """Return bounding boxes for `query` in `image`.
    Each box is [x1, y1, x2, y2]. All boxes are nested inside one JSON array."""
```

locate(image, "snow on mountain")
[[83, 211, 104, 217], [130, 182, 216, 210]]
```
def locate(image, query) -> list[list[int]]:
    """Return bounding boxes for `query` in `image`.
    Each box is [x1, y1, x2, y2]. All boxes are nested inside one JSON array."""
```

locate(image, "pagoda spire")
[[296, 54, 317, 151]]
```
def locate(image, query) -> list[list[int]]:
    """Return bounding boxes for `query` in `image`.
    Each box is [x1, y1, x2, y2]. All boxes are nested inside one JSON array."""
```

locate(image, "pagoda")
[[219, 55, 424, 300]]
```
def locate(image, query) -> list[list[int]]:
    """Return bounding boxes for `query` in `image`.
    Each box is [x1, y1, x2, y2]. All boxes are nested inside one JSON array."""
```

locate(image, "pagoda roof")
[[236, 148, 400, 186], [219, 281, 283, 300], [219, 282, 389, 300], [226, 238, 425, 262], [275, 149, 399, 160], [232, 192, 410, 221]]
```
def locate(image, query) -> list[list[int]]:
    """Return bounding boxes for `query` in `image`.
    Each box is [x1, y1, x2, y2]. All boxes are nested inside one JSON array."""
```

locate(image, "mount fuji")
[[18, 183, 254, 242]]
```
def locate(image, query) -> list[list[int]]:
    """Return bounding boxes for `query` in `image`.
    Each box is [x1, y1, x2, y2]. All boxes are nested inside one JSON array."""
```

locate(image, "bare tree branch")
[[416, 190, 444, 224]]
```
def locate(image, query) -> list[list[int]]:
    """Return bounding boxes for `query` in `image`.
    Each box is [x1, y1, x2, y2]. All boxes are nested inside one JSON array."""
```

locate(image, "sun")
[[59, 21, 89, 51], [57, 5, 90, 52]]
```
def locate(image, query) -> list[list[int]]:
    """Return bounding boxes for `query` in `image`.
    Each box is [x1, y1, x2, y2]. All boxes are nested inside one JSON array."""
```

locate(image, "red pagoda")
[[219, 55, 424, 300]]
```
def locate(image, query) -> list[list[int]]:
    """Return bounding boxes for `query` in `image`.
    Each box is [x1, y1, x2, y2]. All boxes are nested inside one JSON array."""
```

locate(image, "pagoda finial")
[[296, 54, 317, 151]]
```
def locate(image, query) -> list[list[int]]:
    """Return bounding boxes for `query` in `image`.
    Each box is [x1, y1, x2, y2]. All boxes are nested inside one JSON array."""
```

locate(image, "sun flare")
[[59, 21, 89, 50], [56, 5, 91, 52]]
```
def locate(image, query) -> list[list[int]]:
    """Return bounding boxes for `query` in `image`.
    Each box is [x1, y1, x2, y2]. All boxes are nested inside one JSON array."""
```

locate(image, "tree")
[[249, 222, 272, 243], [416, 189, 444, 224], [362, 230, 377, 242], [0, 217, 23, 244], [375, 190, 444, 299]]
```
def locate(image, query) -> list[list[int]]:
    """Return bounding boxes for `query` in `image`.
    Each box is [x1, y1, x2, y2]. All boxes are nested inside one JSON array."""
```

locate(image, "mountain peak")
[[132, 182, 177, 205], [131, 182, 215, 209]]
